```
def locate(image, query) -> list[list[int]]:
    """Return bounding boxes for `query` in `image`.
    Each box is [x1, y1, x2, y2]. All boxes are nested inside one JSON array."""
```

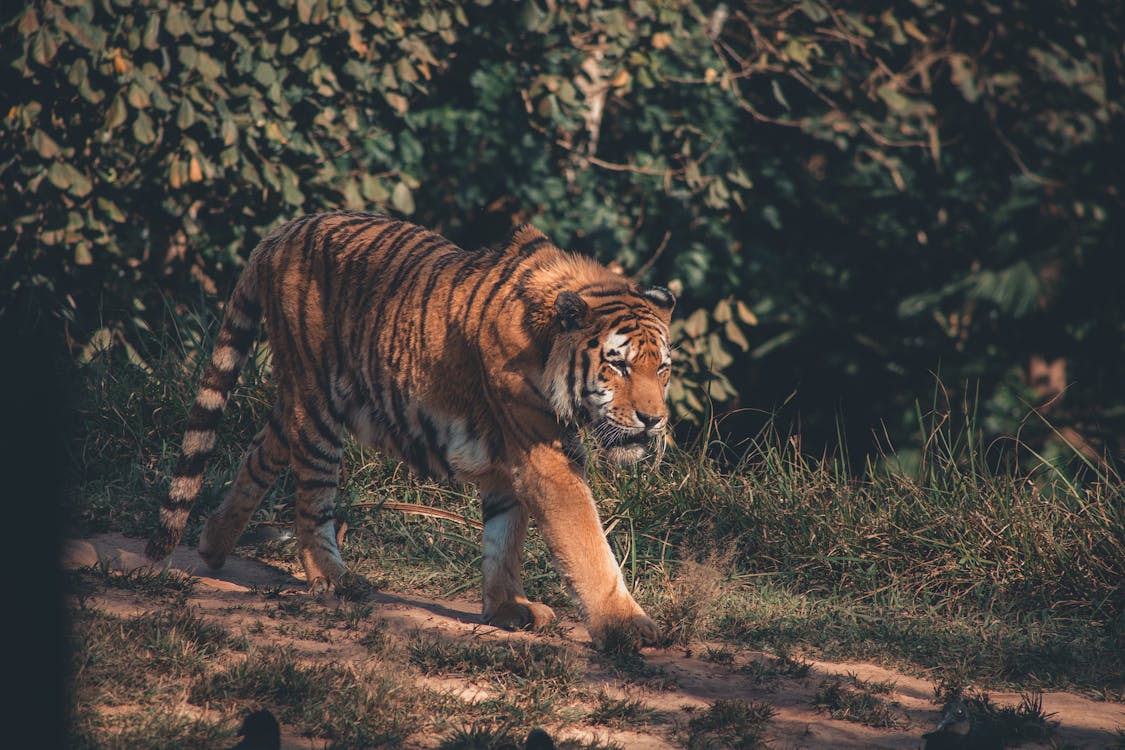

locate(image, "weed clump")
[[813, 675, 905, 728], [682, 699, 774, 749]]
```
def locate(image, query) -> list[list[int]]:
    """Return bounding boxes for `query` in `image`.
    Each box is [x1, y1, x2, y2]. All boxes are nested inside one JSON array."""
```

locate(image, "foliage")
[[3, 0, 1123, 450]]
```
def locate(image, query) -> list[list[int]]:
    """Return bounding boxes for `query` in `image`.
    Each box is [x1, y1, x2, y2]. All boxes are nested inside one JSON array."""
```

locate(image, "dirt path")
[[63, 533, 1125, 749]]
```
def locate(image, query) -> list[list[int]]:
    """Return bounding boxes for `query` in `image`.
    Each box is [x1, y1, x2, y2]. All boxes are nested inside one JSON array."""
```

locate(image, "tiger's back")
[[147, 211, 675, 645]]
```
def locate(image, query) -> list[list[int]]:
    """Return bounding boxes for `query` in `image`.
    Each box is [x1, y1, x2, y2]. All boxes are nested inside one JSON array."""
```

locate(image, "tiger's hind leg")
[[288, 402, 373, 599], [198, 410, 289, 570], [480, 484, 556, 630]]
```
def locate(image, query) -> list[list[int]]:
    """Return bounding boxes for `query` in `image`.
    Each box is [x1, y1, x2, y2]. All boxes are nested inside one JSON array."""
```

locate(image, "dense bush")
[[2, 0, 1122, 459]]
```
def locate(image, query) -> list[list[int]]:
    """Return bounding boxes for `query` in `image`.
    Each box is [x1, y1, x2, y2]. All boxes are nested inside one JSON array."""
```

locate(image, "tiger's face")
[[547, 286, 675, 464]]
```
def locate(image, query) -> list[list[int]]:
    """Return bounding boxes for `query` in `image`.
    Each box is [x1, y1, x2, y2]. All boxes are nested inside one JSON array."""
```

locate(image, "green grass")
[[407, 632, 577, 687], [64, 324, 1125, 745], [812, 675, 905, 728], [588, 691, 658, 727], [681, 699, 774, 749], [193, 646, 415, 747]]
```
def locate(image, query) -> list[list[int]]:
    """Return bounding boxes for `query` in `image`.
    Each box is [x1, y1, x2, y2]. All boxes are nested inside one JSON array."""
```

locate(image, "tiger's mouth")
[[595, 423, 656, 466]]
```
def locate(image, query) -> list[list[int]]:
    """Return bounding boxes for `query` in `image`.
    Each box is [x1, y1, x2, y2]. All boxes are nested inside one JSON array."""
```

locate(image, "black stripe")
[[297, 429, 339, 464], [173, 452, 208, 476], [162, 496, 196, 511], [306, 406, 342, 449], [296, 478, 338, 492], [244, 452, 272, 487], [296, 506, 337, 526], [419, 413, 454, 478], [267, 411, 290, 448], [291, 448, 337, 475], [482, 497, 518, 524]]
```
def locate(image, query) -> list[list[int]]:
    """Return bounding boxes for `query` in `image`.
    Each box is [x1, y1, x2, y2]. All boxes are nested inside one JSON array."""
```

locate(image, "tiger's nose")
[[637, 411, 666, 431]]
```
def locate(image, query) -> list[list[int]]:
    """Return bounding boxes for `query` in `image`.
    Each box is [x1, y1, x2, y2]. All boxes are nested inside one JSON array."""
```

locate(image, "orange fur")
[[146, 211, 675, 644]]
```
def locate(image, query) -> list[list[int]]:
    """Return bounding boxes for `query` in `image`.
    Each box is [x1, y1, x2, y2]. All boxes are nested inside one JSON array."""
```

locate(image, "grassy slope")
[[65, 344, 1125, 746]]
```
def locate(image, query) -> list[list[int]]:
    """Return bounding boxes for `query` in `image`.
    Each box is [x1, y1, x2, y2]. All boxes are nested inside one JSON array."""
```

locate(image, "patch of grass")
[[437, 722, 521, 749], [813, 676, 905, 728], [715, 580, 1125, 692], [74, 560, 197, 597], [68, 605, 249, 746], [193, 645, 415, 747], [738, 649, 813, 682], [650, 555, 729, 647], [408, 632, 576, 687], [69, 707, 232, 750], [701, 645, 736, 665], [595, 629, 673, 687], [681, 699, 774, 749], [71, 606, 242, 698], [359, 620, 391, 654], [588, 690, 657, 727]]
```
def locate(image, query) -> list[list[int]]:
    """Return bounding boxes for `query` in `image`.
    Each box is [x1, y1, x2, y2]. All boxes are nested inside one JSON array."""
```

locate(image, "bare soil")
[[63, 533, 1125, 749]]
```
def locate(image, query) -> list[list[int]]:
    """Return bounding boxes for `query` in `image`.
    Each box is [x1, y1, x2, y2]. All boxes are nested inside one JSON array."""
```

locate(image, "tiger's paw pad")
[[333, 571, 376, 602], [486, 600, 556, 630]]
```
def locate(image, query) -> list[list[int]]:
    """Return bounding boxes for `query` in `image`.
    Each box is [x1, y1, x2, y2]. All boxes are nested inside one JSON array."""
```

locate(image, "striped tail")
[[145, 265, 262, 561]]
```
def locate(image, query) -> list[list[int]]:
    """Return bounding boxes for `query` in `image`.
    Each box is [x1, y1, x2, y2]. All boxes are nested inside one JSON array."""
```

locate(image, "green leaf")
[[771, 79, 791, 111], [385, 92, 409, 113], [127, 82, 150, 109], [361, 174, 389, 202], [195, 51, 224, 80], [220, 117, 238, 146], [279, 31, 299, 55], [32, 129, 61, 159], [31, 28, 59, 66], [683, 308, 708, 337], [736, 300, 759, 325], [714, 299, 732, 323], [254, 61, 278, 86], [143, 13, 161, 50], [165, 5, 190, 37], [706, 333, 734, 368], [725, 320, 750, 351], [62, 163, 93, 197], [47, 162, 71, 190], [97, 197, 126, 223], [176, 98, 196, 129], [281, 173, 305, 206], [103, 94, 128, 131], [133, 111, 157, 144], [391, 181, 415, 214], [297, 0, 313, 23], [230, 0, 247, 24]]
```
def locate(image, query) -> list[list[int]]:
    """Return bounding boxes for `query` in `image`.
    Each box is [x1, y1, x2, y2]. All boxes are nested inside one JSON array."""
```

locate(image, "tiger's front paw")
[[590, 613, 662, 650], [486, 599, 556, 630]]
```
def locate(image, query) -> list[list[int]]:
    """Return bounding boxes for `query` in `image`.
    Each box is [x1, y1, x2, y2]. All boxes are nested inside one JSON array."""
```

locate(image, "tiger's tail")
[[145, 262, 262, 562]]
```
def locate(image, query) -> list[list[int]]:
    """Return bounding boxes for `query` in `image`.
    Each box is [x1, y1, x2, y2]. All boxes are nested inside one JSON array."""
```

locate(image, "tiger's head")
[[545, 285, 676, 465]]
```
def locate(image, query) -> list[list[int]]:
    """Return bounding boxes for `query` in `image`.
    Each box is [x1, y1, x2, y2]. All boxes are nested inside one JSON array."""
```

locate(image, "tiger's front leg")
[[479, 481, 556, 630], [512, 444, 661, 647]]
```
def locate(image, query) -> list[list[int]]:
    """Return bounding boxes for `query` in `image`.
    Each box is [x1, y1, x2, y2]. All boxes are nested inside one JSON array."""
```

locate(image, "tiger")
[[145, 211, 675, 646]]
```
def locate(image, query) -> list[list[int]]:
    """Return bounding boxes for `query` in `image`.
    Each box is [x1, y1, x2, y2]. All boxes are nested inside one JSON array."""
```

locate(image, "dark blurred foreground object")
[[497, 727, 556, 750], [1, 305, 71, 749], [923, 700, 1003, 749], [524, 727, 555, 750], [230, 710, 280, 750]]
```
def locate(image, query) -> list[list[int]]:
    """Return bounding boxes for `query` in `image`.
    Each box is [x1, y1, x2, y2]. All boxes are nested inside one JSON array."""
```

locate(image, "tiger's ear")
[[643, 286, 675, 320], [554, 291, 591, 331]]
